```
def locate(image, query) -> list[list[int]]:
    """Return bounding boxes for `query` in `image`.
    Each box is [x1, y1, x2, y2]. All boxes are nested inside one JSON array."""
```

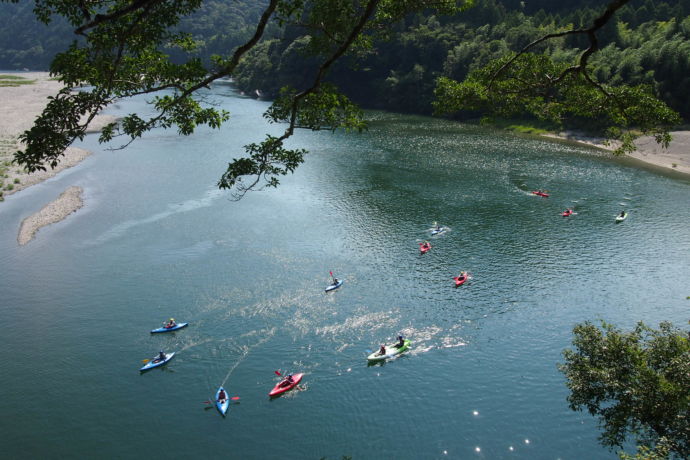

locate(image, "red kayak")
[[269, 373, 303, 397], [532, 191, 549, 197], [419, 242, 431, 254], [562, 209, 573, 217], [453, 275, 468, 287]]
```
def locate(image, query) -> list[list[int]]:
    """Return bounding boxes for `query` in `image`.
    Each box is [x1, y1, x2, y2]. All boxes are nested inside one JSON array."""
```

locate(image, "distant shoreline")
[[0, 71, 114, 244], [539, 130, 690, 179]]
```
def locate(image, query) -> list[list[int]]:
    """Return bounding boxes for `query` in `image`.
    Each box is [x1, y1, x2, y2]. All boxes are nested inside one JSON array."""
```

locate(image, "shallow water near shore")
[[1, 83, 689, 459]]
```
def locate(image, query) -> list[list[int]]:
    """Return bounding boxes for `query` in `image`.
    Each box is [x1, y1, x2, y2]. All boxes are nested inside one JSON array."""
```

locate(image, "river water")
[[1, 82, 688, 459]]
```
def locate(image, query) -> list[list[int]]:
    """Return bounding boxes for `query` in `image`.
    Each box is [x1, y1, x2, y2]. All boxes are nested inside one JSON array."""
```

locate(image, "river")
[[1, 82, 688, 459]]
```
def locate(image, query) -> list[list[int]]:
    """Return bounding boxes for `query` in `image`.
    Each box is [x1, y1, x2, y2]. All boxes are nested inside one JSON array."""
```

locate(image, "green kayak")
[[367, 340, 410, 362]]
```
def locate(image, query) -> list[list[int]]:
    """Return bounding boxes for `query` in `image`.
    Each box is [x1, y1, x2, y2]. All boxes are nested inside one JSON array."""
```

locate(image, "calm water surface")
[[1, 83, 689, 459]]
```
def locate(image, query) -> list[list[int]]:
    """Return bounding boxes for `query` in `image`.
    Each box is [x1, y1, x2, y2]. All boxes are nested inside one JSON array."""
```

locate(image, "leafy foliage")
[[559, 321, 690, 458], [2, 0, 688, 197], [434, 53, 681, 155]]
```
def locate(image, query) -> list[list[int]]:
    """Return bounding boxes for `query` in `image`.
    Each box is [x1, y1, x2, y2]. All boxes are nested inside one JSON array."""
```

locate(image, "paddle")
[[329, 270, 335, 283], [203, 396, 239, 404], [275, 370, 283, 376]]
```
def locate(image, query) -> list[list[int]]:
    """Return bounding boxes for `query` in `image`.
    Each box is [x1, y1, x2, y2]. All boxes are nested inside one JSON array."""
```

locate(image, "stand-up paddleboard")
[[140, 352, 175, 372], [367, 340, 410, 362], [150, 322, 188, 333]]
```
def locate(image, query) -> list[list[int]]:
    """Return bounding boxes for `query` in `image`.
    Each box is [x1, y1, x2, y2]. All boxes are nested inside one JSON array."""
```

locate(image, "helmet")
[[398, 335, 403, 339]]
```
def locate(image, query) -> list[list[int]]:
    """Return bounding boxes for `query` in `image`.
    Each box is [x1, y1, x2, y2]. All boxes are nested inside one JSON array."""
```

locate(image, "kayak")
[[615, 212, 627, 222], [325, 280, 343, 292], [139, 352, 175, 372], [453, 275, 468, 287], [419, 242, 431, 254], [150, 322, 188, 333], [215, 386, 230, 416], [532, 191, 549, 197], [269, 373, 304, 397], [431, 227, 447, 235], [562, 209, 573, 217], [367, 340, 410, 362]]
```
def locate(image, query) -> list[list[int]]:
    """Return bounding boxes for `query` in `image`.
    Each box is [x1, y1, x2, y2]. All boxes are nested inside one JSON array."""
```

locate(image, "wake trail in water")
[[88, 188, 224, 245], [220, 328, 275, 386]]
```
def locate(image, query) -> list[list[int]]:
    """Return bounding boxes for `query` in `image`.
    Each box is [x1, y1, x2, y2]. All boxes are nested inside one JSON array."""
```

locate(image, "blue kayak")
[[215, 386, 230, 416], [139, 352, 175, 372], [325, 280, 344, 292], [150, 322, 188, 333]]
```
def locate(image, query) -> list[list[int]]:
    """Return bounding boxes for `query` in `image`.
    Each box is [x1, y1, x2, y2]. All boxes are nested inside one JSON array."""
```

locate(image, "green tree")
[[559, 321, 690, 458], [5, 0, 683, 199]]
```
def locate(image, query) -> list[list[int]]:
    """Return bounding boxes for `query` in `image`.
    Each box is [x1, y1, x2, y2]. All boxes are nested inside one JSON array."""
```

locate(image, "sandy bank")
[[0, 71, 116, 198], [18, 186, 84, 245], [541, 131, 690, 178], [0, 72, 115, 245]]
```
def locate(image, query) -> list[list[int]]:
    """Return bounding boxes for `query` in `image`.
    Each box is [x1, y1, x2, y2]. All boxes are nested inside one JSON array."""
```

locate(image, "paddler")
[[378, 345, 386, 356], [218, 388, 227, 403], [394, 335, 405, 348]]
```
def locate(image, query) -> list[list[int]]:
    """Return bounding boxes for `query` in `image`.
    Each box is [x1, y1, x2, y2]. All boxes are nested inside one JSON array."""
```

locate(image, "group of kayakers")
[[533, 188, 628, 221], [422, 222, 468, 286]]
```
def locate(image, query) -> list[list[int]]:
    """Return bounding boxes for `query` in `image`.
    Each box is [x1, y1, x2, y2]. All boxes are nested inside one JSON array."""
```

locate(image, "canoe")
[[269, 373, 304, 397], [453, 275, 468, 287], [615, 213, 627, 223], [367, 340, 410, 362], [215, 386, 230, 416], [139, 352, 175, 372], [562, 210, 573, 217], [325, 280, 343, 292], [150, 322, 188, 333], [532, 191, 549, 197], [419, 242, 431, 254]]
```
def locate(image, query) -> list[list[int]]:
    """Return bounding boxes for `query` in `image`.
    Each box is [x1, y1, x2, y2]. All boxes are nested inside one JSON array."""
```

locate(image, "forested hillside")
[[1, 0, 689, 119], [0, 0, 269, 69], [233, 0, 690, 119]]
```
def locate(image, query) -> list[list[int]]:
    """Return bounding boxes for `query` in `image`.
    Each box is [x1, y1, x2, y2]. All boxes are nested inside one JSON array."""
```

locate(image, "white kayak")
[[325, 279, 343, 292], [367, 340, 410, 362]]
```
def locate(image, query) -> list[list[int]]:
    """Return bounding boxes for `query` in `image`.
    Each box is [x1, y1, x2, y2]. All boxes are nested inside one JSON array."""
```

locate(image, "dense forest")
[[232, 0, 690, 120], [1, 0, 689, 120]]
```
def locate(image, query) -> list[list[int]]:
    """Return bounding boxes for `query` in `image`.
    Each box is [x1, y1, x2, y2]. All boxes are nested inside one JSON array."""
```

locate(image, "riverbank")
[[0, 72, 115, 198], [540, 130, 690, 178], [0, 72, 114, 244]]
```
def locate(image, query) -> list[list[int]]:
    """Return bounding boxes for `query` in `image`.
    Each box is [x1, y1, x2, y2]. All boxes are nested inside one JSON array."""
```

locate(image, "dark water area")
[[1, 82, 688, 459]]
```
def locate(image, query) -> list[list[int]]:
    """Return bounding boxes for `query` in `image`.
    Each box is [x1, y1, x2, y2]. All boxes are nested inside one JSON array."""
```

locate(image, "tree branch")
[[489, 0, 631, 89]]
